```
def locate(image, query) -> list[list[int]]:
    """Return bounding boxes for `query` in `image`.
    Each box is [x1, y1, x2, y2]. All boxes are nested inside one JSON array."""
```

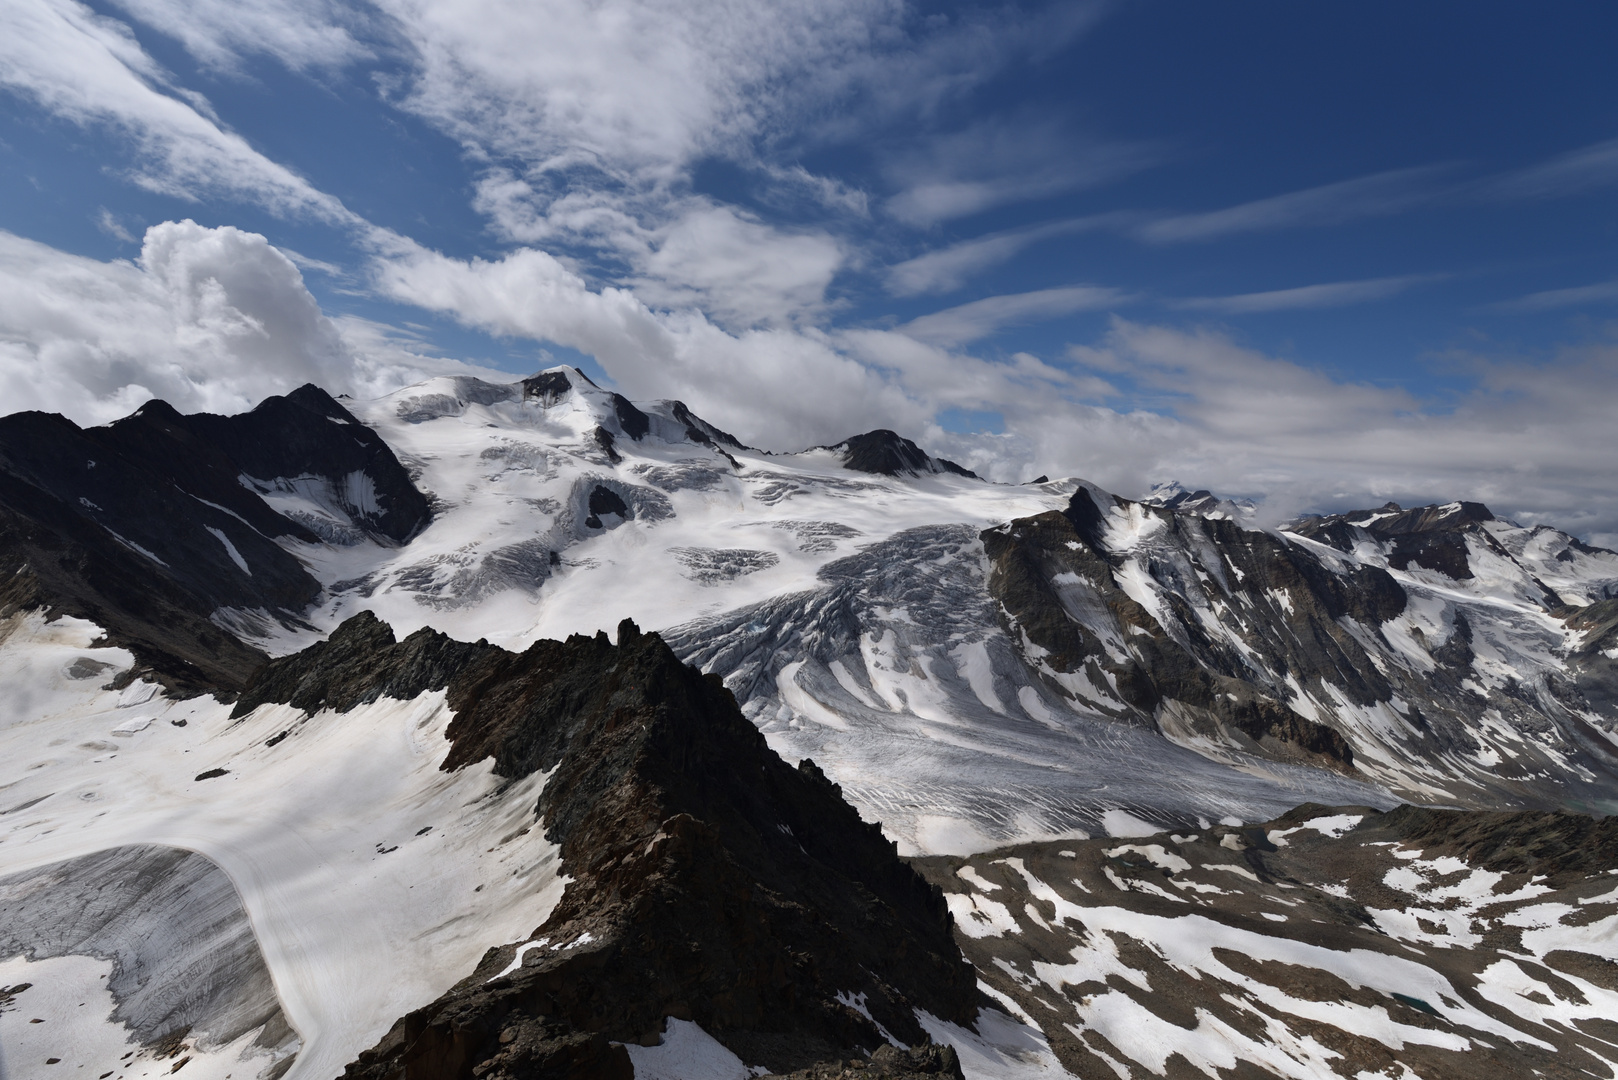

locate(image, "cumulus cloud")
[[1044, 320, 1618, 543], [366, 237, 924, 448], [0, 222, 460, 425], [0, 0, 355, 221]]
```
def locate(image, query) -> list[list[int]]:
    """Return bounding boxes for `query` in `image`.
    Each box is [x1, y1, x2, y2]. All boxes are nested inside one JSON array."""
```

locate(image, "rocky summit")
[[1, 370, 1616, 1080]]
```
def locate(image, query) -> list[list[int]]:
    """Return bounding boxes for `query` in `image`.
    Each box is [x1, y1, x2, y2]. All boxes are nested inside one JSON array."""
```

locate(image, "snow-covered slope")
[[8, 367, 1618, 854], [0, 610, 563, 1080], [287, 369, 1059, 650], [271, 370, 1385, 851]]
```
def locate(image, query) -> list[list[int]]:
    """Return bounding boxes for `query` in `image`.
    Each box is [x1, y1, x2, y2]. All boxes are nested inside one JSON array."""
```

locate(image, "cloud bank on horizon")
[[2, 0, 1617, 543]]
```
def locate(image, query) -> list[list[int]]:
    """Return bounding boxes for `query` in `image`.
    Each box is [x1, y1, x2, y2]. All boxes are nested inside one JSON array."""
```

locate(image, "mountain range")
[[2, 367, 1616, 1080]]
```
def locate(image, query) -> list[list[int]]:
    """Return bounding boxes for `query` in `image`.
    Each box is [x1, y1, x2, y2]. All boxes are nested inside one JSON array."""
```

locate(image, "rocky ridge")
[[230, 611, 980, 1078]]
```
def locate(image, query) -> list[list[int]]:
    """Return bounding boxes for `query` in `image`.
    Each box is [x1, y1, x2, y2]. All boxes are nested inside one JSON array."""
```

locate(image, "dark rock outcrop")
[[184, 384, 430, 544], [233, 612, 980, 1078], [829, 431, 979, 480], [1292, 500, 1566, 601], [982, 488, 1398, 769], [0, 388, 430, 693], [667, 400, 745, 449]]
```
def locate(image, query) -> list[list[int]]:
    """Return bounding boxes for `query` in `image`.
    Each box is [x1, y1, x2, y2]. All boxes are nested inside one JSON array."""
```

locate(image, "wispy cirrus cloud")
[[1137, 165, 1449, 244], [1496, 278, 1618, 313], [0, 0, 357, 222], [1476, 137, 1618, 202], [885, 213, 1134, 297], [898, 284, 1132, 346], [1175, 274, 1439, 314], [105, 0, 372, 74], [881, 115, 1160, 226]]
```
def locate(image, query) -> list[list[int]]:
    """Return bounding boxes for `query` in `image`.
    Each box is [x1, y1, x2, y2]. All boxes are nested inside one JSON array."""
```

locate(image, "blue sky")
[[3, 0, 1617, 538]]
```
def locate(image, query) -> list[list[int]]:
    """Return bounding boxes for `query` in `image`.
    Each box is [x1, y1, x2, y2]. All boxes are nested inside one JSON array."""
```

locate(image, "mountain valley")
[[3, 368, 1617, 1080]]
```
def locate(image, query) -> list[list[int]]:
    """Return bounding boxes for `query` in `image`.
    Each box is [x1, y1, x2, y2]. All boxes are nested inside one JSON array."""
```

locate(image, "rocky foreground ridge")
[[231, 611, 978, 1078]]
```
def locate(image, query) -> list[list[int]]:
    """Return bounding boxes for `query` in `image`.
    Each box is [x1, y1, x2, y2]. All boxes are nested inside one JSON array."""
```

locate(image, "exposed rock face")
[[913, 803, 1618, 1079], [664, 399, 745, 449], [984, 487, 1401, 769], [0, 385, 430, 692], [232, 612, 979, 1078], [185, 384, 431, 544], [830, 430, 979, 480], [974, 487, 1618, 811]]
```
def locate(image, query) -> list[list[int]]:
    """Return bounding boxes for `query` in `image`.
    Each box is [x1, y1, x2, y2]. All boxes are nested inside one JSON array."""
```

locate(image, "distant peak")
[[1336, 500, 1495, 535], [1142, 481, 1255, 519], [830, 429, 980, 480]]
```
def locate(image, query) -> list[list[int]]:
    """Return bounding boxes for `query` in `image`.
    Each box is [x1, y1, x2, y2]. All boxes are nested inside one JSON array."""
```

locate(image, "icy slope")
[[0, 610, 564, 1080], [291, 368, 1063, 651]]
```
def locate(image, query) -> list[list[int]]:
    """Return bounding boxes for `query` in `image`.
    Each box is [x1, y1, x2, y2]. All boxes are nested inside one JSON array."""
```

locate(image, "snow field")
[[0, 617, 566, 1080]]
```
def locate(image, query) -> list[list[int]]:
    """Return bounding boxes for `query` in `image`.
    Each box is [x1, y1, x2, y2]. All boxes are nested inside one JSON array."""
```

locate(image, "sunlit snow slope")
[[0, 610, 564, 1080]]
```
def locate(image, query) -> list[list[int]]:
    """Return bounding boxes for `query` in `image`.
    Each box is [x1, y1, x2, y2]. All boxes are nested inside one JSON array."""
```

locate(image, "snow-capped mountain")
[[6, 366, 1618, 842], [4, 367, 1618, 1080]]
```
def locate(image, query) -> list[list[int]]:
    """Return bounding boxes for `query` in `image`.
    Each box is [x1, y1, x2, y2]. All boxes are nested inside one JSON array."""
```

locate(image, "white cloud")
[[628, 207, 846, 329], [380, 0, 882, 176], [365, 237, 923, 448], [1175, 274, 1438, 314], [0, 0, 355, 221], [9, 223, 1618, 545], [898, 285, 1132, 346], [96, 207, 138, 244], [1139, 166, 1446, 244], [375, 0, 1114, 332], [1477, 137, 1618, 202], [0, 222, 454, 425], [882, 116, 1157, 226], [106, 0, 370, 74], [1046, 320, 1618, 539], [885, 214, 1129, 297], [1497, 278, 1618, 313]]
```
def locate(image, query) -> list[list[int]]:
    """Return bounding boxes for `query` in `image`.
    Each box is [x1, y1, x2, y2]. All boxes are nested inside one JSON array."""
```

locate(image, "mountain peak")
[[830, 429, 979, 479]]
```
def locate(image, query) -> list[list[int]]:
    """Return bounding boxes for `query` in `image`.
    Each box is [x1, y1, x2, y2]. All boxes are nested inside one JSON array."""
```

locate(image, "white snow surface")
[[317, 374, 1062, 647], [153, 367, 1617, 852], [0, 612, 566, 1080], [623, 1019, 751, 1080], [0, 953, 282, 1080]]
